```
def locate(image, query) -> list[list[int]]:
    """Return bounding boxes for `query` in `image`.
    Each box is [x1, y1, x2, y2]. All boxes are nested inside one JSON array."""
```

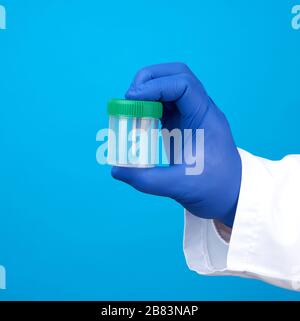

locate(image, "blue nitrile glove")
[[111, 63, 242, 227]]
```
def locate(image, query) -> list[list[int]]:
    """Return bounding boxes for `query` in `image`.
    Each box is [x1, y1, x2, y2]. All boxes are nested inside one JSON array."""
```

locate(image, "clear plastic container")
[[107, 99, 163, 167]]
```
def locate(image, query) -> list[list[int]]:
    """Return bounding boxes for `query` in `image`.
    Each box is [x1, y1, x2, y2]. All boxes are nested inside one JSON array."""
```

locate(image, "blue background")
[[0, 0, 299, 300]]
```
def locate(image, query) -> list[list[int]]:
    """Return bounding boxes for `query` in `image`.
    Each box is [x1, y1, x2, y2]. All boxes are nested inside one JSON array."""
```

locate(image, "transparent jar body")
[[107, 116, 159, 167]]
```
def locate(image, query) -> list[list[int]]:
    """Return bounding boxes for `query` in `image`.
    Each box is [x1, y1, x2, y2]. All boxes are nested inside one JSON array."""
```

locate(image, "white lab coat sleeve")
[[183, 148, 300, 291]]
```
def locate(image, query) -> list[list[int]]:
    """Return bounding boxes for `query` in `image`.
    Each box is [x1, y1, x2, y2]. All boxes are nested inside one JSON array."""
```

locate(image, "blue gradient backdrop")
[[0, 0, 299, 300]]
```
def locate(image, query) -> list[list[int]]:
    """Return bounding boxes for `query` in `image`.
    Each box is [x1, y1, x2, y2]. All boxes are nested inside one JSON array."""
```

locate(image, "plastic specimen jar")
[[107, 99, 163, 167]]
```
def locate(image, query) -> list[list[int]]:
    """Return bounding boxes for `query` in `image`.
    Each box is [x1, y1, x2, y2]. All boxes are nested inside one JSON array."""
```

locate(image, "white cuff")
[[183, 212, 230, 275], [183, 148, 300, 291]]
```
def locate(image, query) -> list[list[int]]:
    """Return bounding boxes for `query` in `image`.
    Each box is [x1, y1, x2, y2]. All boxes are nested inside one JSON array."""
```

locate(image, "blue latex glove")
[[112, 63, 242, 227]]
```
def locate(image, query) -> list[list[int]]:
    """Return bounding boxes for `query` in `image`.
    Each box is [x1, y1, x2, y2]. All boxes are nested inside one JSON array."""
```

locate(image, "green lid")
[[107, 99, 163, 119]]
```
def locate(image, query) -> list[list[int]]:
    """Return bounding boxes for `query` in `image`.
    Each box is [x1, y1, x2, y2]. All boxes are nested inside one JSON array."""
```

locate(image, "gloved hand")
[[111, 63, 242, 227]]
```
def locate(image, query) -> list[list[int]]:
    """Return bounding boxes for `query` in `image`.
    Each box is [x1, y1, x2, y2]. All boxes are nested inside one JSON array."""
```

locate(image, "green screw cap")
[[107, 99, 163, 119]]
